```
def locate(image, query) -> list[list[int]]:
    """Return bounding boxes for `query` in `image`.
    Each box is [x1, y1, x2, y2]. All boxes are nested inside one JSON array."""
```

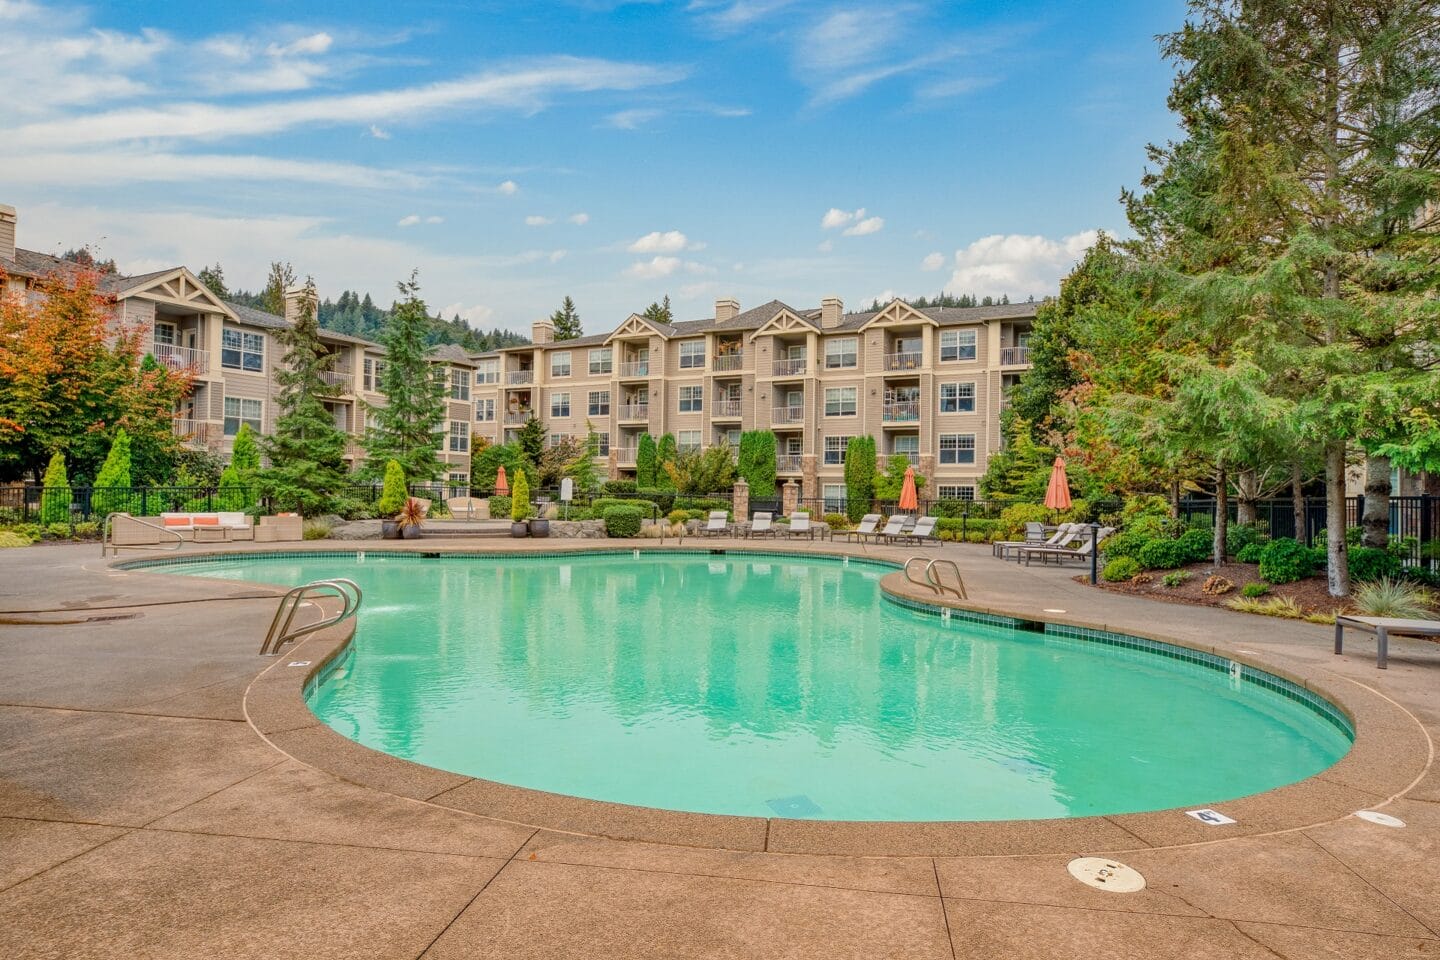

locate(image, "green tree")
[[873, 454, 926, 502], [260, 261, 296, 317], [92, 428, 132, 516], [655, 433, 678, 490], [260, 280, 348, 515], [550, 296, 582, 340], [510, 468, 532, 521], [566, 421, 604, 492], [979, 421, 1061, 504], [196, 264, 229, 299], [641, 296, 673, 325], [736, 430, 776, 497], [216, 463, 247, 511], [842, 436, 877, 521], [472, 442, 527, 490], [230, 422, 260, 475], [663, 445, 736, 495], [377, 459, 408, 516], [363, 272, 447, 482], [40, 451, 69, 524], [636, 433, 658, 487], [515, 416, 547, 475]]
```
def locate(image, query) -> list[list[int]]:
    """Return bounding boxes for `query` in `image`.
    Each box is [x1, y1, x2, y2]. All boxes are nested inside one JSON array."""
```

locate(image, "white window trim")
[[824, 386, 857, 417], [939, 328, 978, 363], [550, 392, 571, 418], [823, 337, 858, 369], [939, 433, 977, 465], [938, 381, 976, 414]]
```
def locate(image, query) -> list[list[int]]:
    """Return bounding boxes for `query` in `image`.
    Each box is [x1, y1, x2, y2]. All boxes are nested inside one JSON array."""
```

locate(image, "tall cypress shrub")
[[40, 452, 69, 524], [655, 433, 678, 491], [93, 428, 132, 516], [636, 433, 657, 487], [747, 431, 777, 497], [843, 436, 877, 521]]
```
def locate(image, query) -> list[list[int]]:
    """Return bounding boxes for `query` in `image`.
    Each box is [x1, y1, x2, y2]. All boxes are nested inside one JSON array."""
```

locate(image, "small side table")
[[193, 526, 231, 544]]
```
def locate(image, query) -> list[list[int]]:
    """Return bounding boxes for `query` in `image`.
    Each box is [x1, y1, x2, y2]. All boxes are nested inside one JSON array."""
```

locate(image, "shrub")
[[1226, 522, 1266, 557], [1162, 570, 1191, 588], [92, 428, 133, 517], [0, 531, 31, 548], [1226, 595, 1304, 618], [1202, 575, 1234, 595], [1240, 582, 1270, 598], [842, 436, 877, 522], [667, 509, 689, 525], [823, 513, 852, 530], [1177, 528, 1213, 564], [1137, 538, 1189, 570], [602, 504, 644, 538], [1352, 577, 1434, 619], [1258, 538, 1314, 584], [1236, 542, 1264, 564], [1102, 557, 1141, 582], [1098, 528, 1152, 563], [510, 469, 532, 521], [45, 522, 71, 539], [591, 497, 661, 519], [673, 497, 730, 513], [73, 521, 99, 539], [40, 452, 69, 525], [1347, 547, 1401, 584], [1401, 565, 1440, 589], [377, 460, 408, 516], [996, 503, 1052, 541], [601, 479, 637, 496], [965, 530, 986, 543], [488, 495, 511, 518], [1309, 546, 1329, 570], [302, 519, 333, 540]]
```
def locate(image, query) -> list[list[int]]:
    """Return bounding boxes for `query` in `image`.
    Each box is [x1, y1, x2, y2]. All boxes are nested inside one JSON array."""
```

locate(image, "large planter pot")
[[400, 525, 421, 540], [380, 520, 401, 540], [529, 518, 550, 538], [511, 521, 530, 538]]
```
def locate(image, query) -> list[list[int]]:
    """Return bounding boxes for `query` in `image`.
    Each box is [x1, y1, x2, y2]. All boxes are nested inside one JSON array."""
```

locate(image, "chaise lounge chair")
[[993, 522, 1078, 560], [701, 510, 731, 537], [1017, 527, 1113, 566], [842, 514, 883, 543], [745, 512, 776, 538], [877, 515, 911, 544], [782, 512, 816, 540], [896, 515, 940, 546]]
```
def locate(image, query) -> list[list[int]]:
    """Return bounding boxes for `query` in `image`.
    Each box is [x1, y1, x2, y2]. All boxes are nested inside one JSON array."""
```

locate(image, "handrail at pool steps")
[[101, 512, 185, 557], [903, 556, 967, 600], [260, 578, 363, 656]]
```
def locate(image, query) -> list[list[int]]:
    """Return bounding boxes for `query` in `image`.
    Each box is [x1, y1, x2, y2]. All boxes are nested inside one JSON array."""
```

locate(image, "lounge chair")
[[842, 514, 882, 542], [1018, 527, 1113, 566], [782, 512, 816, 540], [896, 515, 940, 546], [702, 510, 731, 537], [745, 512, 776, 538], [877, 515, 910, 543], [993, 522, 1078, 560], [1335, 615, 1440, 669]]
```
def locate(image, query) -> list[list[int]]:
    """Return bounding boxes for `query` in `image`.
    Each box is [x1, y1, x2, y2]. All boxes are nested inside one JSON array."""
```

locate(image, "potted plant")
[[510, 468, 532, 537], [530, 500, 550, 538], [396, 497, 426, 540]]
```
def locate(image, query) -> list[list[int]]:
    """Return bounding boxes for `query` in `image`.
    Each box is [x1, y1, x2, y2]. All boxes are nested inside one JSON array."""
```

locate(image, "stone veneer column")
[[800, 455, 818, 501], [732, 478, 749, 521], [782, 479, 800, 517]]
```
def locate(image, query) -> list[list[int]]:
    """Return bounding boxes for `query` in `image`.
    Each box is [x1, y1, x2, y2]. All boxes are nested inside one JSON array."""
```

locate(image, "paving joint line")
[[0, 826, 137, 896], [413, 829, 538, 960], [135, 823, 517, 860], [1298, 830, 1439, 938], [0, 702, 249, 723], [135, 758, 290, 831], [931, 859, 957, 960]]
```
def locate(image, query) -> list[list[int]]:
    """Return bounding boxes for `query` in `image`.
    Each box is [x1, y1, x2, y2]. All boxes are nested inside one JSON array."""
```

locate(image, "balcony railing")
[[772, 357, 806, 377], [883, 351, 923, 372], [712, 352, 744, 372], [507, 370, 534, 385], [153, 343, 208, 371], [618, 403, 650, 420], [776, 455, 802, 473], [618, 360, 650, 378], [171, 418, 215, 443], [712, 399, 743, 418], [1000, 346, 1031, 365], [615, 446, 637, 464], [318, 367, 354, 390], [504, 410, 531, 425], [882, 400, 921, 422], [772, 405, 805, 424]]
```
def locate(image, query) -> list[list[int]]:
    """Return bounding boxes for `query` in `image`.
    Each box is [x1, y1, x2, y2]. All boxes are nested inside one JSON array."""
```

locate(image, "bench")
[[1335, 615, 1440, 669], [158, 512, 255, 542], [445, 497, 490, 521]]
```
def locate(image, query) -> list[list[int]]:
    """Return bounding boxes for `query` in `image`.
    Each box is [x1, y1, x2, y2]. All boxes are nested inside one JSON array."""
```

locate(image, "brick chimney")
[[715, 297, 740, 323], [283, 282, 316, 323], [532, 318, 554, 344], [820, 296, 844, 329], [0, 205, 15, 262]]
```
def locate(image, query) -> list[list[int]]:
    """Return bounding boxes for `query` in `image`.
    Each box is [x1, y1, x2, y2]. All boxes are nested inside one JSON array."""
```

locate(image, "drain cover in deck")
[[766, 795, 823, 817], [1067, 857, 1145, 893]]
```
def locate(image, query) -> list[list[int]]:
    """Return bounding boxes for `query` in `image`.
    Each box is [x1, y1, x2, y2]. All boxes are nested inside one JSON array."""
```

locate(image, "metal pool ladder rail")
[[260, 579, 362, 656], [904, 556, 968, 601], [101, 512, 185, 557]]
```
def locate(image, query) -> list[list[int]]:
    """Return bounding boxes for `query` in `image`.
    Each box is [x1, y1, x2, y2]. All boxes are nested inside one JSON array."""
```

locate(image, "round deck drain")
[[1067, 857, 1145, 893], [1355, 810, 1405, 828]]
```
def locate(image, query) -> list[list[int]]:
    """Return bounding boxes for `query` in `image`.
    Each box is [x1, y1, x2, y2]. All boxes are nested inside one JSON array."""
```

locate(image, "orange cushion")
[[192, 516, 220, 526], [162, 516, 191, 527]]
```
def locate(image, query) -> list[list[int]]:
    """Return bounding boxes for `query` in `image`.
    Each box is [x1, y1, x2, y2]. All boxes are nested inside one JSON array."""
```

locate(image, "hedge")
[[602, 504, 645, 538], [1258, 538, 1314, 584], [1102, 557, 1142, 582]]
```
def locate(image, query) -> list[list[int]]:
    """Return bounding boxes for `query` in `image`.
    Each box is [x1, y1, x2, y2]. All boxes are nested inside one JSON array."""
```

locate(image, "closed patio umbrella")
[[494, 465, 510, 496], [1044, 457, 1072, 513], [898, 464, 919, 513]]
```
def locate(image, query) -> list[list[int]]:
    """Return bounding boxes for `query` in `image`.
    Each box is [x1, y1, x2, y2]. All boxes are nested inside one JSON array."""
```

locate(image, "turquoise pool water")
[[163, 552, 1351, 821]]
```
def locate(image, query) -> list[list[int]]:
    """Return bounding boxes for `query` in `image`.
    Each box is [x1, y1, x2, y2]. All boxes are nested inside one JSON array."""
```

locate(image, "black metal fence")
[[1177, 495, 1439, 567]]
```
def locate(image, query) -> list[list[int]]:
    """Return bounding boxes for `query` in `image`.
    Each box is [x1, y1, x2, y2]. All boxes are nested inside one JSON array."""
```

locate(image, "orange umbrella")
[[494, 464, 510, 496], [1043, 456, 1072, 511], [898, 464, 919, 513]]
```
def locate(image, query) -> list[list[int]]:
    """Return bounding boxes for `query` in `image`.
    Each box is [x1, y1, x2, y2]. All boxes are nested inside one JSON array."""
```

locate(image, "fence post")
[[1422, 494, 1434, 570], [140, 487, 148, 518]]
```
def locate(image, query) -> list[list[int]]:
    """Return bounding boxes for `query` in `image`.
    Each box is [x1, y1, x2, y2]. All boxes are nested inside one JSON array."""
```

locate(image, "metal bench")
[[1335, 615, 1440, 669]]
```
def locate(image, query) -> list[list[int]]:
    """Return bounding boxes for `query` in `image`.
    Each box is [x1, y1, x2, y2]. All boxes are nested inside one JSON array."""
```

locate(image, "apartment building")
[[0, 204, 476, 486], [471, 296, 1036, 505]]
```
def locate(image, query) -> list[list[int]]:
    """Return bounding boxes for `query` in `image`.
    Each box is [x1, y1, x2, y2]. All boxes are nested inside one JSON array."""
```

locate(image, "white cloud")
[[548, 249, 567, 263], [425, 215, 443, 224], [525, 215, 554, 226], [440, 302, 495, 327], [497, 180, 519, 195], [921, 251, 944, 271], [821, 207, 864, 230], [368, 124, 391, 139], [397, 214, 421, 227], [568, 212, 590, 225], [268, 32, 333, 57], [842, 216, 884, 237], [627, 230, 697, 253], [692, 0, 800, 34], [604, 107, 664, 130], [947, 230, 1101, 298], [626, 256, 682, 279], [817, 240, 833, 253], [0, 148, 430, 190]]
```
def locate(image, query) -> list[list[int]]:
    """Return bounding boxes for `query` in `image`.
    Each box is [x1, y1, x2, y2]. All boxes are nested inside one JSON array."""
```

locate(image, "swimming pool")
[[161, 551, 1352, 821]]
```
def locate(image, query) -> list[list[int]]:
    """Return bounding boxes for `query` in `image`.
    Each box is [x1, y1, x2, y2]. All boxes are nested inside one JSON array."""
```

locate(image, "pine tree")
[[655, 433, 678, 491], [363, 272, 447, 483], [92, 428, 132, 516], [641, 296, 673, 325], [843, 436, 877, 522], [515, 416, 547, 475], [740, 431, 777, 497], [260, 279, 348, 514], [40, 452, 69, 524], [260, 262, 296, 317], [636, 433, 658, 487], [550, 296, 582, 340], [566, 421, 603, 492], [196, 264, 229, 299]]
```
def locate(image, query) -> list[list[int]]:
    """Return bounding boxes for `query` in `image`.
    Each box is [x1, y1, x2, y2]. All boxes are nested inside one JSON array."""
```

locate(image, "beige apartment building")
[[472, 296, 1035, 506]]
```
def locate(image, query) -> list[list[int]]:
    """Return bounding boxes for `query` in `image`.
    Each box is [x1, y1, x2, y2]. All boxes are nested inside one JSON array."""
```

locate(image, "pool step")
[[419, 521, 514, 539]]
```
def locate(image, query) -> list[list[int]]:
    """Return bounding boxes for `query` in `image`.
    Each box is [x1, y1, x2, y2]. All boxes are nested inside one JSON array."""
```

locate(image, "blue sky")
[[0, 0, 1187, 334]]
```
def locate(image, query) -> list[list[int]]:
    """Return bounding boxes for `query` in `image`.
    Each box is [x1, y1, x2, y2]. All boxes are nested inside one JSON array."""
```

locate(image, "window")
[[154, 322, 176, 345], [679, 385, 703, 413], [939, 433, 976, 465], [221, 327, 264, 372], [476, 359, 499, 384], [450, 368, 471, 401], [448, 473, 469, 490], [938, 485, 976, 501], [823, 483, 846, 514], [939, 381, 975, 413], [722, 428, 741, 448], [550, 392, 571, 418], [223, 396, 262, 436], [449, 421, 469, 453], [940, 329, 977, 362], [824, 436, 852, 465], [892, 434, 919, 464], [588, 390, 610, 416], [824, 387, 857, 416], [548, 433, 569, 447], [785, 436, 802, 455], [824, 337, 858, 368], [588, 348, 612, 375], [550, 351, 571, 378], [475, 398, 496, 422], [595, 431, 610, 456], [363, 357, 387, 391], [679, 340, 705, 369], [678, 430, 702, 452]]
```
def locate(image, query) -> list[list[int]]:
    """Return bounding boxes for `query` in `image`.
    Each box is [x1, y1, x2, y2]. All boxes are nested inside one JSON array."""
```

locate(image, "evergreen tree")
[[741, 431, 777, 497], [641, 296, 673, 325], [874, 455, 926, 501], [40, 452, 69, 524], [363, 272, 447, 482], [196, 264, 229, 299], [550, 296, 582, 340], [655, 433, 678, 490], [260, 261, 296, 317], [472, 443, 526, 490], [510, 468, 532, 521], [377, 459, 408, 516], [260, 279, 348, 514], [230, 422, 260, 474], [843, 436, 877, 522], [566, 421, 603, 492], [515, 416, 547, 475], [92, 428, 132, 516], [636, 433, 658, 487]]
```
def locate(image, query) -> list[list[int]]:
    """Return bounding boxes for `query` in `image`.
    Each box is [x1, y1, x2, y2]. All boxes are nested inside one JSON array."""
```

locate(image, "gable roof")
[[0, 247, 189, 297]]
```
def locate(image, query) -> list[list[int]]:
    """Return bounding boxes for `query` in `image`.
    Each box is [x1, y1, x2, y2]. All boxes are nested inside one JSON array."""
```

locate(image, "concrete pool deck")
[[1, 538, 1437, 959]]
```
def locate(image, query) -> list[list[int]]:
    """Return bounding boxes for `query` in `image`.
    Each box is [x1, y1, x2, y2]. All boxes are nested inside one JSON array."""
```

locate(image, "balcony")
[[504, 410, 532, 425], [882, 401, 921, 423], [507, 370, 534, 385], [617, 403, 650, 421], [772, 405, 804, 424], [1000, 346, 1031, 366], [712, 352, 744, 372], [776, 455, 802, 473], [615, 446, 637, 465], [318, 366, 354, 390], [153, 343, 208, 371], [171, 418, 215, 443], [712, 399, 743, 418], [618, 360, 650, 378], [772, 357, 806, 377], [883, 351, 923, 372]]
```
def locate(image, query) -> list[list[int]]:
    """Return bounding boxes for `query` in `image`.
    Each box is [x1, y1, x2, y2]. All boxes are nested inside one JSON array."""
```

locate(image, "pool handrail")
[[260, 578, 363, 656], [102, 512, 185, 557], [903, 556, 967, 601]]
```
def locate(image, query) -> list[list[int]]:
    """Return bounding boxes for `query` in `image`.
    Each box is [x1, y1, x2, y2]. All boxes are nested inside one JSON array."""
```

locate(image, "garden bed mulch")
[[1080, 561, 1351, 618]]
